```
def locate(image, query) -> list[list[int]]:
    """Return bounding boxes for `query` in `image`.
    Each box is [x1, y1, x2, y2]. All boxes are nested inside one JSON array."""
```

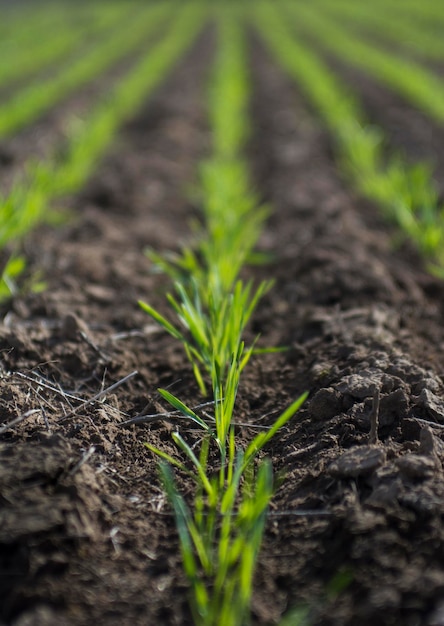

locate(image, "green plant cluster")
[[254, 2, 444, 276], [0, 3, 205, 301], [140, 9, 306, 625]]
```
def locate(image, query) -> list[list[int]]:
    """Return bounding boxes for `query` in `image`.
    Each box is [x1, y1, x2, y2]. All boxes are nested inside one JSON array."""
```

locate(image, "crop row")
[[289, 3, 444, 124], [0, 3, 135, 90], [0, 5, 306, 622], [141, 7, 305, 625], [252, 2, 444, 276], [0, 4, 170, 137], [0, 4, 205, 299]]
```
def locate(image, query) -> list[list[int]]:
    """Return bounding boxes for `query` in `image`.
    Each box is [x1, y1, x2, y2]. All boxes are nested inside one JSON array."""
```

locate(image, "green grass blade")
[[172, 432, 215, 499], [244, 392, 308, 467], [144, 443, 195, 479], [158, 388, 213, 433], [138, 300, 183, 340]]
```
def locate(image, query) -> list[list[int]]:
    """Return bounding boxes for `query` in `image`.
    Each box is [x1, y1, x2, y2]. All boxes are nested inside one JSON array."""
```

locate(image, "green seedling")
[[141, 8, 307, 625], [148, 389, 305, 626], [157, 454, 272, 626], [0, 255, 26, 300], [0, 254, 46, 302]]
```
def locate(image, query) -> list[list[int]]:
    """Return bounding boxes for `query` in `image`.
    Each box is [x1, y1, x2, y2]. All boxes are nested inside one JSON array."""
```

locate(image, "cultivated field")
[[2, 2, 444, 625]]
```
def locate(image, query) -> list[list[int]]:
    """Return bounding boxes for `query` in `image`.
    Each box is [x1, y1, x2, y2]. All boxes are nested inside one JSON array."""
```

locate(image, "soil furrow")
[[245, 41, 444, 625], [0, 32, 212, 626]]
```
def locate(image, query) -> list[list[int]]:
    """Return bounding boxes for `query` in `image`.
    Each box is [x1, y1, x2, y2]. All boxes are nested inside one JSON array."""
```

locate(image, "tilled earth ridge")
[[249, 42, 444, 625], [0, 32, 213, 626], [1, 30, 444, 626]]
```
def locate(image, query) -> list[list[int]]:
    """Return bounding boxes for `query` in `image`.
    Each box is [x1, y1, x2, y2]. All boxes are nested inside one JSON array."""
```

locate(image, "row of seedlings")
[[0, 4, 171, 138], [0, 2, 134, 90], [0, 3, 207, 301], [254, 2, 444, 276], [288, 3, 444, 124], [140, 9, 306, 626]]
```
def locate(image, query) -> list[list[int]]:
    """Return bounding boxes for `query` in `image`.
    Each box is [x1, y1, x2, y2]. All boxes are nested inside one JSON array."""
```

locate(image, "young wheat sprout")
[[141, 7, 306, 625]]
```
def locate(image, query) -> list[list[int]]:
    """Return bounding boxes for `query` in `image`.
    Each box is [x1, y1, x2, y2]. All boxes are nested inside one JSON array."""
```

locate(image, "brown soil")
[[2, 27, 444, 626]]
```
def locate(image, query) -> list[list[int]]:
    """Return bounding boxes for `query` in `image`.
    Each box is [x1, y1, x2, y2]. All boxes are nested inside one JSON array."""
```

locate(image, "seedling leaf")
[[138, 300, 183, 340], [158, 388, 212, 433]]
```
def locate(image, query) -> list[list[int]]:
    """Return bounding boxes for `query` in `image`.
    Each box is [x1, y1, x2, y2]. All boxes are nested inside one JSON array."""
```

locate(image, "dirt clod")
[[328, 445, 386, 478]]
